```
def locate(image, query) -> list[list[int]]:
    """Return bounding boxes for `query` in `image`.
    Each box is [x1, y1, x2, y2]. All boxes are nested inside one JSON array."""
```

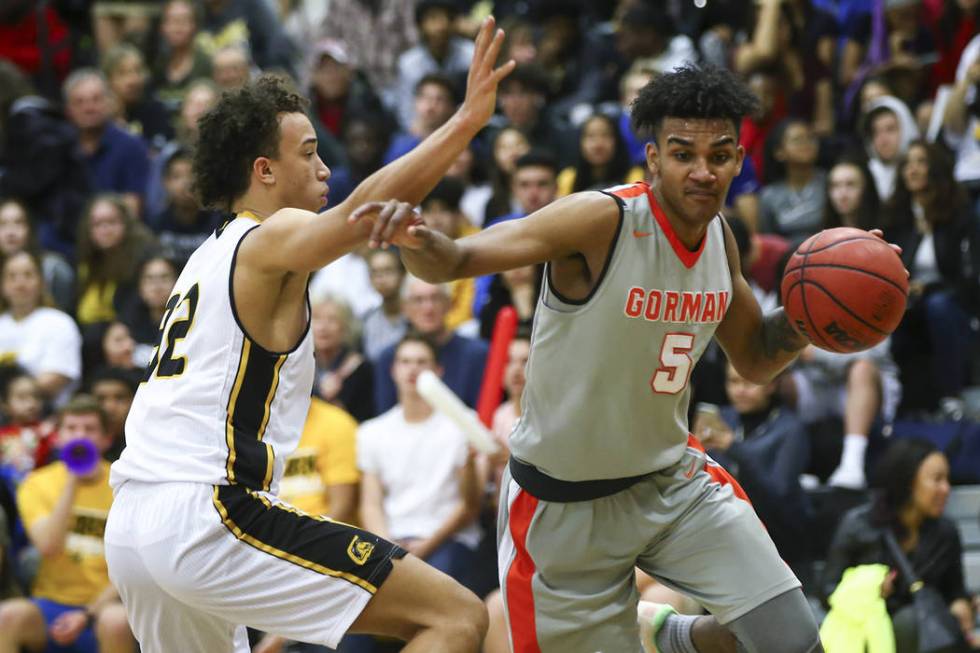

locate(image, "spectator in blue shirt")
[[373, 276, 488, 414], [63, 69, 150, 220]]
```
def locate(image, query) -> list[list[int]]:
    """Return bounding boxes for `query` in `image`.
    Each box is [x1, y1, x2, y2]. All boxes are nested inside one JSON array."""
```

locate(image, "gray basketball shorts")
[[497, 436, 801, 653]]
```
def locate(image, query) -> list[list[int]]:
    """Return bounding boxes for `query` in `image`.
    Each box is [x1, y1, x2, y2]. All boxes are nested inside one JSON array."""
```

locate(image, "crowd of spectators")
[[0, 0, 979, 651]]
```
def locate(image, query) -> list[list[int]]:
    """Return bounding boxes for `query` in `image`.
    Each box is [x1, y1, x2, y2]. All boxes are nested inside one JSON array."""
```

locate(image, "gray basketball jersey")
[[509, 182, 733, 482], [111, 215, 315, 494]]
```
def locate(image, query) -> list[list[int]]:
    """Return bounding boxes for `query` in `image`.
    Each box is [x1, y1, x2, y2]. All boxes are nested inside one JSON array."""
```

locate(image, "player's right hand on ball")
[[349, 199, 434, 250]]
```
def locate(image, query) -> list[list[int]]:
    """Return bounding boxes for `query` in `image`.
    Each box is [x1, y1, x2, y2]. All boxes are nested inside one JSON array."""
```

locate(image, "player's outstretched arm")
[[714, 219, 810, 385], [357, 191, 621, 282], [241, 17, 514, 273]]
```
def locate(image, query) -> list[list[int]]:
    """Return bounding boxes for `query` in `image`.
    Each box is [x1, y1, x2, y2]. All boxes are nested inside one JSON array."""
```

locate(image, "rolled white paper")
[[416, 370, 500, 454]]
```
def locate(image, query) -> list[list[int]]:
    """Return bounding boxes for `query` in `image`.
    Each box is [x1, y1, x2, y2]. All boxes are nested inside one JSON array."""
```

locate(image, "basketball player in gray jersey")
[[358, 66, 901, 653]]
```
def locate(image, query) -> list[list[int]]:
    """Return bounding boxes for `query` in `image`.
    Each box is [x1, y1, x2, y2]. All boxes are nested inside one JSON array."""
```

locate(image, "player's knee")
[[440, 586, 488, 647], [95, 603, 133, 642]]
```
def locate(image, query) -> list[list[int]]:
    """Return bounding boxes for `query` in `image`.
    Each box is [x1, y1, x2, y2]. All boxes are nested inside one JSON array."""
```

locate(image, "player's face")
[[1, 252, 43, 312], [503, 339, 530, 398], [828, 163, 864, 219], [724, 365, 773, 414], [649, 118, 743, 228], [4, 376, 42, 424], [0, 202, 30, 256], [392, 341, 438, 394], [271, 112, 330, 212], [581, 117, 616, 168], [909, 452, 951, 519], [901, 144, 929, 195]]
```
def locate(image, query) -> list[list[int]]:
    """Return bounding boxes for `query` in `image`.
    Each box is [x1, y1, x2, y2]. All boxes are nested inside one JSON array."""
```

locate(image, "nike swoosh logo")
[[633, 230, 655, 238]]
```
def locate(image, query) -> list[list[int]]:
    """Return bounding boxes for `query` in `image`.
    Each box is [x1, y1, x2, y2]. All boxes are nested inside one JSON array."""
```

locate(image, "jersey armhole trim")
[[229, 223, 312, 357], [545, 191, 625, 307]]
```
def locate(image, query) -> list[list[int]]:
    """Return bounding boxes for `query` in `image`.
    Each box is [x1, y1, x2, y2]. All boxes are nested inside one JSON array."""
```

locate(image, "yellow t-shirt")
[[277, 399, 359, 517], [76, 280, 118, 325], [17, 461, 113, 606], [445, 223, 479, 331]]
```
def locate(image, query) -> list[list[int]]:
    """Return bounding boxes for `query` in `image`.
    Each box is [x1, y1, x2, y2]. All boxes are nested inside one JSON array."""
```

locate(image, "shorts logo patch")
[[347, 536, 374, 566]]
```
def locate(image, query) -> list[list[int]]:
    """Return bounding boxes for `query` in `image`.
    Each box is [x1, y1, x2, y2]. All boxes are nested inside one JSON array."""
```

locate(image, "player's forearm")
[[343, 114, 482, 211], [401, 231, 468, 282], [745, 309, 808, 384]]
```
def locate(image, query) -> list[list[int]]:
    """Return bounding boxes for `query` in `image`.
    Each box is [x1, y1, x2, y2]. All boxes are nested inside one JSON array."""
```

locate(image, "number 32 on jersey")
[[142, 284, 200, 382]]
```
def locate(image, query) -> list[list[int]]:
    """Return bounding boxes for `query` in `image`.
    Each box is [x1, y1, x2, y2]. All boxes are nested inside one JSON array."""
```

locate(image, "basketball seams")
[[799, 279, 889, 335], [796, 245, 840, 351], [802, 235, 879, 255], [779, 263, 907, 294]]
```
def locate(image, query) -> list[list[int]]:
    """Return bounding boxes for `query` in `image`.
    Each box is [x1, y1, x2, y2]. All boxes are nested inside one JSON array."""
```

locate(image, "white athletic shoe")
[[638, 601, 677, 653], [827, 463, 866, 490]]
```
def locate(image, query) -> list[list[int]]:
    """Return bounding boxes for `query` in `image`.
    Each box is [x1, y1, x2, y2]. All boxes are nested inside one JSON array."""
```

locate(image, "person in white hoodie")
[[863, 95, 919, 202]]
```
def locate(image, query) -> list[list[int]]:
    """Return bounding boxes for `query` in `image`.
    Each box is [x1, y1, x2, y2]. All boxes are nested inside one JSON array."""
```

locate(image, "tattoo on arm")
[[761, 309, 807, 359]]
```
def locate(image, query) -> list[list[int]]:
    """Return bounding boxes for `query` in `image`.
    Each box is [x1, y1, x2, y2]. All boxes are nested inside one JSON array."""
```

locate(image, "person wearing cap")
[[307, 38, 391, 170], [395, 0, 475, 131]]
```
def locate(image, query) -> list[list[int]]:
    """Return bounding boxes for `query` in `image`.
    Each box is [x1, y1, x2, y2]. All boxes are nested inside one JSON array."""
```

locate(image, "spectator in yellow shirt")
[[0, 395, 134, 653], [276, 397, 360, 525]]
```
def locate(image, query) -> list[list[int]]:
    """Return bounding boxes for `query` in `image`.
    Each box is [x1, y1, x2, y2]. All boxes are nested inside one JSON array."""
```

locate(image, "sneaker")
[[638, 601, 677, 653], [828, 463, 866, 490]]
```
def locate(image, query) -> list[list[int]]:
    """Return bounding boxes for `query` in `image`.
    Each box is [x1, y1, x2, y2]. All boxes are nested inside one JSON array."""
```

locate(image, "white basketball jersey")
[[509, 182, 733, 481], [110, 215, 315, 494]]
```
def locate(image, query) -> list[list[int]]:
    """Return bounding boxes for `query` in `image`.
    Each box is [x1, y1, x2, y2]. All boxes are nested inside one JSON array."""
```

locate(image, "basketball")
[[780, 227, 908, 353]]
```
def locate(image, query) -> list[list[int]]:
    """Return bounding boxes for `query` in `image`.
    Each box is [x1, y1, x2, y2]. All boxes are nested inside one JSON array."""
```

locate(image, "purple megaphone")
[[61, 438, 99, 476]]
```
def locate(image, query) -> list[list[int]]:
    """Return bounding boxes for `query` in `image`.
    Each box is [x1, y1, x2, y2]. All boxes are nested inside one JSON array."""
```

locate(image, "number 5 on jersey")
[[143, 284, 200, 382], [650, 332, 694, 394]]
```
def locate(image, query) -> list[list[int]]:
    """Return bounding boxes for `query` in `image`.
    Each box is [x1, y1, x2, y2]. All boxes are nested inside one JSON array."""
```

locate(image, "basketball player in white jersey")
[[103, 18, 514, 653], [357, 65, 902, 653]]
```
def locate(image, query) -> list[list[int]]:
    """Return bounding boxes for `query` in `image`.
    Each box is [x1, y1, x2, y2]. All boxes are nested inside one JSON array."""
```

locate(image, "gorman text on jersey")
[[623, 287, 729, 324]]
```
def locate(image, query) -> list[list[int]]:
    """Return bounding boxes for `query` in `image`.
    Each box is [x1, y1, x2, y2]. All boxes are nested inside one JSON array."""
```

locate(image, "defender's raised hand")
[[457, 16, 516, 130]]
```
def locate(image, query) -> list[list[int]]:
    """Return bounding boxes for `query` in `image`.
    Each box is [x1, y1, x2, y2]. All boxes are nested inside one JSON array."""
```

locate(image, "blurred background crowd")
[[0, 0, 979, 651]]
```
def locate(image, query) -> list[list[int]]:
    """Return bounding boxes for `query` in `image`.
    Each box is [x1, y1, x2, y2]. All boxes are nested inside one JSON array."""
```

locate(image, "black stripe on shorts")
[[212, 484, 406, 594]]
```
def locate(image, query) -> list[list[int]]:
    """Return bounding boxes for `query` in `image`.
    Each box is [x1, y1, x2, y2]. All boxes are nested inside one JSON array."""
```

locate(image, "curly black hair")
[[193, 74, 309, 210], [631, 64, 759, 140]]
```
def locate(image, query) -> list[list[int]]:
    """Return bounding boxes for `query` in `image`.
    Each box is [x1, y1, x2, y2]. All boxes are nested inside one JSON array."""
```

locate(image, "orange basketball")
[[780, 227, 908, 353]]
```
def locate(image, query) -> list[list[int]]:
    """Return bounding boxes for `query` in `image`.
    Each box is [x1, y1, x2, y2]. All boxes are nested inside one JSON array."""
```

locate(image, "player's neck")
[[231, 193, 279, 221]]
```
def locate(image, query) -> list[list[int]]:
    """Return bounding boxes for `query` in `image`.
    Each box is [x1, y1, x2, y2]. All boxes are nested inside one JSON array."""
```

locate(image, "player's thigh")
[[636, 463, 800, 625], [497, 475, 645, 653], [105, 536, 243, 653], [726, 588, 822, 653], [347, 554, 486, 641]]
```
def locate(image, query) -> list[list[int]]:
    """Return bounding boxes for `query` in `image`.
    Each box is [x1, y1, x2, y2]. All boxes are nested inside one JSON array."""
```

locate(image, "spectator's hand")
[[49, 609, 88, 645], [700, 426, 734, 452], [880, 569, 897, 599], [317, 372, 343, 402], [253, 634, 287, 653], [457, 16, 516, 130]]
